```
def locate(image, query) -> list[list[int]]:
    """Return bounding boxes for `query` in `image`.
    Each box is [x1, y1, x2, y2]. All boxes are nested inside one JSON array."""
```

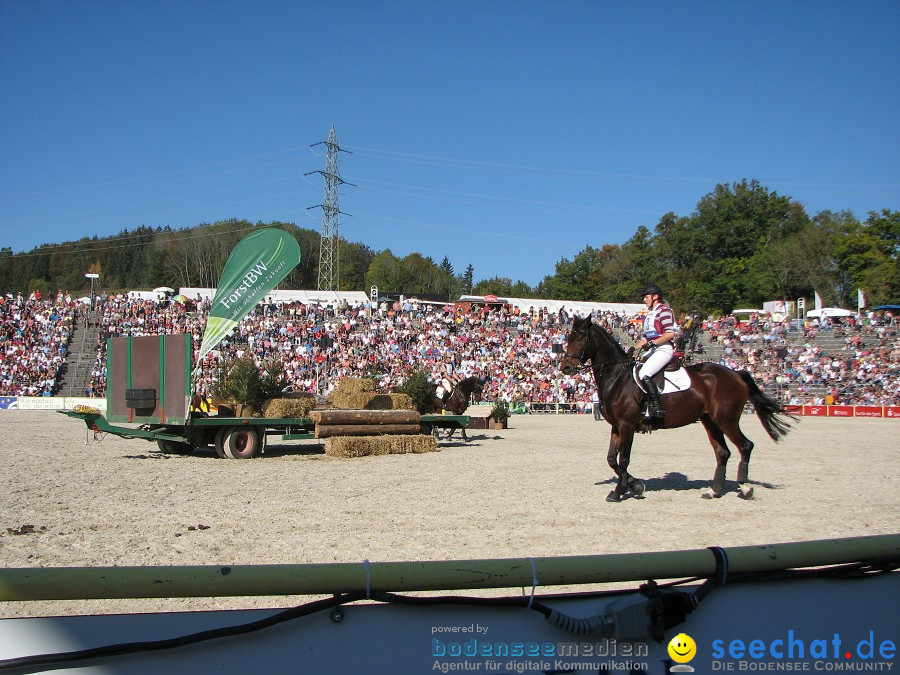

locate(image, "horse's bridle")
[[564, 325, 633, 406], [563, 327, 600, 373]]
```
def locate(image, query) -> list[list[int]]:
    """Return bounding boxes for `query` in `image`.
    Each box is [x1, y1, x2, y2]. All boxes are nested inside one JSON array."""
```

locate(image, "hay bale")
[[324, 434, 439, 458], [330, 392, 415, 411], [316, 423, 421, 438], [310, 409, 421, 425], [333, 378, 376, 396], [262, 395, 317, 419]]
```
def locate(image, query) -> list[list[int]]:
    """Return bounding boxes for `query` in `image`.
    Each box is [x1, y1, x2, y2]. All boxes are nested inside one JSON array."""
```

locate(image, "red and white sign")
[[803, 405, 827, 416], [483, 294, 499, 303], [854, 406, 883, 418], [827, 405, 854, 417], [885, 406, 900, 419]]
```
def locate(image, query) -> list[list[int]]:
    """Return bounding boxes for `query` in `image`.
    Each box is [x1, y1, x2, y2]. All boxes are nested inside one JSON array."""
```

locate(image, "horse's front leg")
[[605, 430, 627, 502], [606, 428, 641, 502]]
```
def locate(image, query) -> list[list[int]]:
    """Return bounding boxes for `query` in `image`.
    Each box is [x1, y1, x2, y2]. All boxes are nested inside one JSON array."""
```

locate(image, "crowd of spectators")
[[703, 312, 900, 406], [1, 291, 898, 409], [1, 291, 76, 396]]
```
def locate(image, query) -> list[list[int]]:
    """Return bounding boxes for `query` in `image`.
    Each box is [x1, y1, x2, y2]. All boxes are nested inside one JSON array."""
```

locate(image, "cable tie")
[[363, 559, 371, 599], [708, 546, 729, 586], [526, 557, 539, 609]]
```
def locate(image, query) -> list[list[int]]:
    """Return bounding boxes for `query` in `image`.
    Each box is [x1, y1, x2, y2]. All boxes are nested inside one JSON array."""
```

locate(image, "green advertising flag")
[[196, 228, 301, 367]]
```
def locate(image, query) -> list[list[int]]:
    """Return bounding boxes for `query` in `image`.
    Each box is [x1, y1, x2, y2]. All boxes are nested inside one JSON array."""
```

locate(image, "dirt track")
[[1, 410, 897, 617]]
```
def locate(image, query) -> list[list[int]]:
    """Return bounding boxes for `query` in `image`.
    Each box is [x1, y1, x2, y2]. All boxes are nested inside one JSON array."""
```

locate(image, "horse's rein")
[[566, 328, 630, 374], [566, 327, 633, 406], [565, 329, 597, 373]]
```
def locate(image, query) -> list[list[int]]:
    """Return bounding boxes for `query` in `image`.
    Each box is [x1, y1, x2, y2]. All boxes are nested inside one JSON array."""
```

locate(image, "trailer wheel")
[[213, 427, 229, 459], [156, 439, 194, 455], [223, 426, 262, 459]]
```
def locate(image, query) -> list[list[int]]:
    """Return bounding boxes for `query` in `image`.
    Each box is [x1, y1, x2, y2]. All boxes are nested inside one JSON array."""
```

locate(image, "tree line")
[[1, 179, 896, 315]]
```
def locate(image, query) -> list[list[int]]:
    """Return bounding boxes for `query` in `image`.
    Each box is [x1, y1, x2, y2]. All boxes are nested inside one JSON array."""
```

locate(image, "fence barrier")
[[1, 397, 897, 418]]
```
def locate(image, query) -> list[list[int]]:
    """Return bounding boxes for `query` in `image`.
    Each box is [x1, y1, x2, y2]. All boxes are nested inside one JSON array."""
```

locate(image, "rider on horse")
[[435, 361, 462, 408], [633, 284, 678, 419]]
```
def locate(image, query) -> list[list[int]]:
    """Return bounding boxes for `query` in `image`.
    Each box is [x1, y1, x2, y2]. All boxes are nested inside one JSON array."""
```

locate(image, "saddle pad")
[[632, 366, 692, 394], [660, 367, 691, 394]]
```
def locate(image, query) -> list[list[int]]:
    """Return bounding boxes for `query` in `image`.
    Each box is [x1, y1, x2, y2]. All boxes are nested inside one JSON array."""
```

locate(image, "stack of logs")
[[310, 409, 422, 438]]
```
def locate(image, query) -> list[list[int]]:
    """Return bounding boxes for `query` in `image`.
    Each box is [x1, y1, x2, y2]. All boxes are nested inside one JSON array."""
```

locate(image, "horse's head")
[[560, 316, 595, 375], [471, 378, 485, 403]]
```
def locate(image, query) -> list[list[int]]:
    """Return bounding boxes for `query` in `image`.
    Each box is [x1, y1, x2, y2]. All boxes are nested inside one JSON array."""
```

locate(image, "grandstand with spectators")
[[1, 290, 897, 409]]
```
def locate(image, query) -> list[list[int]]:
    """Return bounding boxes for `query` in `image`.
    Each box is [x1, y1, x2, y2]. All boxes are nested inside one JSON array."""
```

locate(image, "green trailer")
[[61, 334, 471, 459], [61, 407, 317, 459], [62, 409, 470, 459]]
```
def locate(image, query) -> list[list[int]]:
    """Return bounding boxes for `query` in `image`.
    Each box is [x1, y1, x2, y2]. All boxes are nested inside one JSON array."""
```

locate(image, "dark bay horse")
[[560, 316, 796, 502], [433, 376, 485, 441]]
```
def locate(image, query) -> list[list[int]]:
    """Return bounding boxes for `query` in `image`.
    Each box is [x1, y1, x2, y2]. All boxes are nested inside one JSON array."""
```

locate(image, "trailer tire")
[[156, 439, 194, 455], [213, 427, 229, 459], [222, 426, 262, 459]]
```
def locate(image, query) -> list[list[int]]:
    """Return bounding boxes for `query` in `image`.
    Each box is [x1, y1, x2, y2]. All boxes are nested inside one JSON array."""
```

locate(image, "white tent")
[[457, 295, 643, 316], [806, 307, 854, 318], [177, 288, 370, 306], [152, 286, 175, 294]]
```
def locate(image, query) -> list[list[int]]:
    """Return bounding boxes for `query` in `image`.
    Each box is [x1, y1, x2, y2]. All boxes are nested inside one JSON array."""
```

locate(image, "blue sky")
[[1, 1, 897, 288]]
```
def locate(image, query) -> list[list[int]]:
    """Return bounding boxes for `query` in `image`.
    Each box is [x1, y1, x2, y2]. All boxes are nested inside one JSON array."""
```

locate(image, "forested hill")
[[1, 180, 897, 314]]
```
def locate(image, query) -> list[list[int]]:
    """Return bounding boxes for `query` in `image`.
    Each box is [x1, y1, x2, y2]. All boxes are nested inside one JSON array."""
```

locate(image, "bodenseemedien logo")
[[668, 632, 697, 672]]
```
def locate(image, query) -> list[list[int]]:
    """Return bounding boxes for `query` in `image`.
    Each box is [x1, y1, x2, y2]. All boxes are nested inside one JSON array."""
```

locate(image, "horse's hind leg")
[[700, 415, 730, 498], [721, 420, 754, 499]]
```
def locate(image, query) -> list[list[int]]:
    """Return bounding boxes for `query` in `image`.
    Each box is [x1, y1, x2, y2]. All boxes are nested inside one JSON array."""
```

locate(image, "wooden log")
[[310, 410, 421, 425], [315, 424, 422, 438]]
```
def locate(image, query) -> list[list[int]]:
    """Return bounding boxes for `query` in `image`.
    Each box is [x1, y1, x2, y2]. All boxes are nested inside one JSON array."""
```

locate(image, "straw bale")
[[333, 378, 376, 396], [330, 392, 414, 411], [324, 434, 439, 458], [310, 409, 421, 425], [316, 424, 421, 438], [262, 395, 318, 419]]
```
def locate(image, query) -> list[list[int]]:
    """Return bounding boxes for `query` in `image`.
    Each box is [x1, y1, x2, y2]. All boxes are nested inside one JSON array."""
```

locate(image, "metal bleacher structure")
[[693, 323, 857, 404], [57, 308, 101, 397]]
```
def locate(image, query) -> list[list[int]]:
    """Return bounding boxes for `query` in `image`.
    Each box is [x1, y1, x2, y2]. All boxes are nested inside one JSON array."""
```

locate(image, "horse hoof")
[[738, 484, 754, 500], [630, 480, 645, 498], [606, 490, 621, 503], [701, 488, 720, 499]]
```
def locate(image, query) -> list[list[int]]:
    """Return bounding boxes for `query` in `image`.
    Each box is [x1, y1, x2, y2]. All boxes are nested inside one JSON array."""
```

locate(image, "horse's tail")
[[739, 371, 798, 442]]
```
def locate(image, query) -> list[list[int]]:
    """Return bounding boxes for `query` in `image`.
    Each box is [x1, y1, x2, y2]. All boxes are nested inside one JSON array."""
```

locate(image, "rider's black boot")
[[641, 376, 665, 419]]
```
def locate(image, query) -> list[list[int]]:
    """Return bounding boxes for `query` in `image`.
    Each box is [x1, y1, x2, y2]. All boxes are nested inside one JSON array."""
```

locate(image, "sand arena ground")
[[1, 410, 897, 618]]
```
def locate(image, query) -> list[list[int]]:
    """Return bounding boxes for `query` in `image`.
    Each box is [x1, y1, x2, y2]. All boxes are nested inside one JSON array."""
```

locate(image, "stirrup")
[[644, 401, 665, 419]]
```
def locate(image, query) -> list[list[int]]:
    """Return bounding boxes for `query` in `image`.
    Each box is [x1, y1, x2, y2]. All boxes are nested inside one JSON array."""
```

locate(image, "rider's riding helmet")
[[641, 284, 663, 298]]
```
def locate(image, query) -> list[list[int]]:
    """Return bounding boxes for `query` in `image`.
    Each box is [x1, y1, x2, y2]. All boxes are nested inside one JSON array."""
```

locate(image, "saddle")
[[633, 358, 692, 395]]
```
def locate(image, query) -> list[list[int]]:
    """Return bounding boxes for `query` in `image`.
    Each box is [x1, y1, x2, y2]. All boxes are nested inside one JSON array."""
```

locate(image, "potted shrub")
[[490, 400, 510, 429], [211, 356, 287, 417], [396, 369, 437, 415]]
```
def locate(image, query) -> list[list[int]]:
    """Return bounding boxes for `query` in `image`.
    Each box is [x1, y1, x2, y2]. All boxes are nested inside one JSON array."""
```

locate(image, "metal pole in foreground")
[[0, 533, 896, 602]]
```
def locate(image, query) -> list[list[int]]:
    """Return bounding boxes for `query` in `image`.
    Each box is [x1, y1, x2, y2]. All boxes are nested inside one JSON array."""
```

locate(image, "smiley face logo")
[[667, 632, 697, 663]]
